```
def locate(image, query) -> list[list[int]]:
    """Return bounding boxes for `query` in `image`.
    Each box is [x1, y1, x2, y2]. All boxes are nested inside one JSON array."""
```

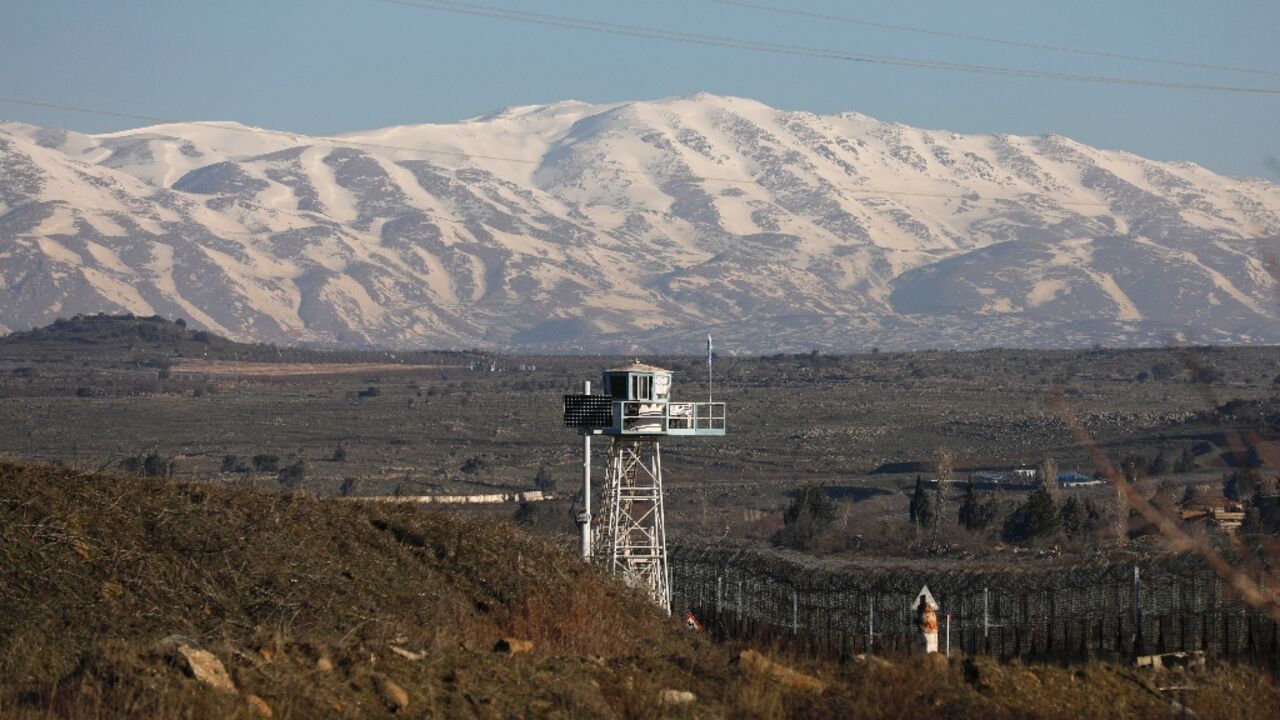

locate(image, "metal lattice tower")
[[563, 362, 725, 614], [603, 437, 670, 609]]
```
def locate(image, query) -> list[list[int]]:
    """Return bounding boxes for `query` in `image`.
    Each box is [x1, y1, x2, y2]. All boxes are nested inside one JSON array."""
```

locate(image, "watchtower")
[[563, 363, 725, 611]]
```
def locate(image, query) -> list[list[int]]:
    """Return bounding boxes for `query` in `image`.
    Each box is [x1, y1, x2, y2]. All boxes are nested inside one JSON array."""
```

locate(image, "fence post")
[[983, 586, 990, 653], [868, 596, 875, 654], [1132, 565, 1142, 657]]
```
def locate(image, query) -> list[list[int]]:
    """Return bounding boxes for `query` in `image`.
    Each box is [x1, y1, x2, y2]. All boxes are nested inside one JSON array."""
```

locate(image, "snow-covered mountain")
[[2, 93, 1279, 353]]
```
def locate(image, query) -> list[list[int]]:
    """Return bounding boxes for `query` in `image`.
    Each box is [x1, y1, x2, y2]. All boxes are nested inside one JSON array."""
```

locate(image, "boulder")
[[389, 645, 425, 661], [177, 645, 236, 693], [246, 694, 273, 718], [493, 638, 534, 655], [658, 689, 697, 705], [375, 675, 410, 712]]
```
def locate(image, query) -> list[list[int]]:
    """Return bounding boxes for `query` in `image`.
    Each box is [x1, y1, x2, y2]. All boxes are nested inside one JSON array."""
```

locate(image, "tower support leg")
[[603, 437, 670, 612]]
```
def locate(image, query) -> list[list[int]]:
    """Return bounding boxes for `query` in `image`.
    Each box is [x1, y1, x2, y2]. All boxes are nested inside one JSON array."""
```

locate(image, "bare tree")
[[931, 447, 954, 543], [1037, 456, 1059, 499]]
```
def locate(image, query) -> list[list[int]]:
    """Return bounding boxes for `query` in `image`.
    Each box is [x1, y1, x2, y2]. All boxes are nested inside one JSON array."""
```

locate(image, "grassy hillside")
[[1, 461, 1277, 718]]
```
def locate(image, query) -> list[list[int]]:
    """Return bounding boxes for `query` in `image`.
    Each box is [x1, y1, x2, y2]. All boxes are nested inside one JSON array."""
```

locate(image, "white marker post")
[[913, 585, 940, 654], [945, 613, 951, 657], [579, 380, 592, 559]]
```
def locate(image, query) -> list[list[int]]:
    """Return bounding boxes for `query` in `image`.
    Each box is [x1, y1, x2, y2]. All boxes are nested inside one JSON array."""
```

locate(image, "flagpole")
[[707, 333, 713, 404]]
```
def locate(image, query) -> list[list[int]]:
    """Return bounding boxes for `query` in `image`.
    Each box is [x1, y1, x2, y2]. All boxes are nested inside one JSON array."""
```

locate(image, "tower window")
[[609, 374, 628, 398], [631, 375, 653, 400]]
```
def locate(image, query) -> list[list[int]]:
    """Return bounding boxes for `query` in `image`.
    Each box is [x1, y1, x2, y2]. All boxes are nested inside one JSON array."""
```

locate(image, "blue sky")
[[2, 0, 1277, 177]]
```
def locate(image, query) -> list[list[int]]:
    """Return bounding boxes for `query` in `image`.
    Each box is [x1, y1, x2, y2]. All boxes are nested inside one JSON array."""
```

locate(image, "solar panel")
[[563, 394, 613, 428]]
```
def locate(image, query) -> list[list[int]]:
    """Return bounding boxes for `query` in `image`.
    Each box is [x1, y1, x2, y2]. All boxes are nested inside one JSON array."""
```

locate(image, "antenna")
[[707, 333, 713, 404]]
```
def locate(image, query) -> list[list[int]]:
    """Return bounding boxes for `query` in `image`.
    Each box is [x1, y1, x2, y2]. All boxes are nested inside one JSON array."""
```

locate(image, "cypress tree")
[[909, 474, 934, 529], [958, 479, 980, 530], [1004, 485, 1060, 542]]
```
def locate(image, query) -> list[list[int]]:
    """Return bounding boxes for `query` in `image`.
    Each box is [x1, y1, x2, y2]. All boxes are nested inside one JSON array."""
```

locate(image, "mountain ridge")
[[2, 93, 1278, 352]]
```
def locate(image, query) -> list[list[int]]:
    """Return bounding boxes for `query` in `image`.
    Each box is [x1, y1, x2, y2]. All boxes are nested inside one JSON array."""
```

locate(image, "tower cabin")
[[563, 363, 725, 436]]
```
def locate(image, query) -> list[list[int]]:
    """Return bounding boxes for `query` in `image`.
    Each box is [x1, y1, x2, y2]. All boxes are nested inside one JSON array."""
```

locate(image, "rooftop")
[[1181, 496, 1243, 509], [607, 362, 670, 374]]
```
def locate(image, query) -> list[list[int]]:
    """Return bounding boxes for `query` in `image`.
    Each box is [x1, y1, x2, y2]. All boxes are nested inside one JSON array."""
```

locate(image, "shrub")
[[533, 465, 556, 494], [1224, 468, 1262, 501], [277, 461, 306, 489], [121, 450, 174, 479], [1119, 453, 1148, 482], [782, 485, 837, 526], [220, 455, 240, 473], [1060, 495, 1105, 537], [1174, 445, 1196, 473], [957, 479, 996, 531], [772, 485, 838, 551], [252, 454, 280, 472], [1003, 486, 1060, 542], [908, 475, 934, 529]]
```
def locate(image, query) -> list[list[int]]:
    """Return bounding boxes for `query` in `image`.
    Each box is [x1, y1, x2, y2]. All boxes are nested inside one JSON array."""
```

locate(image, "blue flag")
[[706, 333, 713, 366]]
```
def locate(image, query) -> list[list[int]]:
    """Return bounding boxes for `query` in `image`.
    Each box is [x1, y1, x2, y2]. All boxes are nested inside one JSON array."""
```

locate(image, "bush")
[[120, 450, 174, 479], [1224, 468, 1262, 501], [330, 446, 347, 462], [1060, 495, 1105, 537], [1119, 453, 1148, 482], [252, 454, 280, 472], [957, 479, 996, 531], [1147, 450, 1168, 476], [772, 485, 838, 551], [220, 455, 240, 473], [460, 456, 487, 474], [1173, 445, 1196, 473], [277, 460, 306, 489], [908, 475, 934, 529], [357, 386, 381, 399], [1003, 486, 1060, 542], [533, 465, 556, 494]]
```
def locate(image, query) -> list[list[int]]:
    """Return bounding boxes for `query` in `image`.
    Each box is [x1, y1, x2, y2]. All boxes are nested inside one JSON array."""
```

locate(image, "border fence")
[[670, 541, 1279, 669]]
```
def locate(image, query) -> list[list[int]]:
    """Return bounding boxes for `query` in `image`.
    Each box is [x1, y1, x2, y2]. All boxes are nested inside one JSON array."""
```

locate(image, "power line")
[[370, 0, 1280, 95], [704, 0, 1280, 79]]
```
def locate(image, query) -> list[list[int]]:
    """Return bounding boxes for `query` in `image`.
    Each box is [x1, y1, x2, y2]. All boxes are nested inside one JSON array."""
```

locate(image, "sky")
[[1, 0, 1278, 178]]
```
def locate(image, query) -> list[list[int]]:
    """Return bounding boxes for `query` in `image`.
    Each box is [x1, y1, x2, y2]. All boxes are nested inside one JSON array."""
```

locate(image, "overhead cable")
[[371, 0, 1280, 95], [705, 0, 1280, 78]]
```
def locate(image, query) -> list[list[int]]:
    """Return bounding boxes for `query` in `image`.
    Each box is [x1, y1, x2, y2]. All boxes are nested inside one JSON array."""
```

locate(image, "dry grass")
[[2, 460, 1278, 718]]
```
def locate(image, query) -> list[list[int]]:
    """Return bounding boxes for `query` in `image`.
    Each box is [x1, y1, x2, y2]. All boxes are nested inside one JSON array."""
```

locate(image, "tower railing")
[[666, 402, 726, 434]]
